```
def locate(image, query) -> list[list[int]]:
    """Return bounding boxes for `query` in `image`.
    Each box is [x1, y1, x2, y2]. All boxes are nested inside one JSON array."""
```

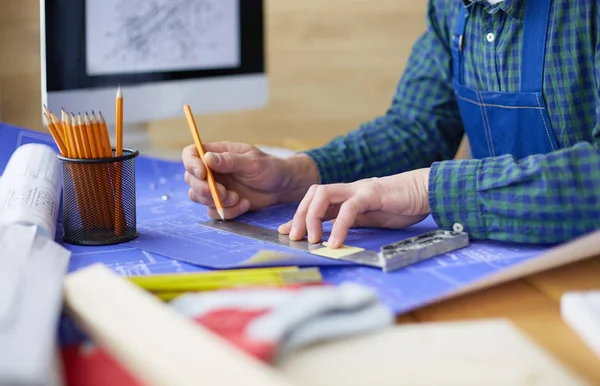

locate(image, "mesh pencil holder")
[[58, 148, 139, 245]]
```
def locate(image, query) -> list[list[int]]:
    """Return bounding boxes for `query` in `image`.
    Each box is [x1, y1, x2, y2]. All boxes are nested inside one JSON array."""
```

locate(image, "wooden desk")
[[395, 256, 600, 384]]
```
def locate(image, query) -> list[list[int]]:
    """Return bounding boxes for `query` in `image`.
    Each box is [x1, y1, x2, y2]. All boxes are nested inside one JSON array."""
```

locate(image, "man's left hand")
[[277, 168, 431, 248]]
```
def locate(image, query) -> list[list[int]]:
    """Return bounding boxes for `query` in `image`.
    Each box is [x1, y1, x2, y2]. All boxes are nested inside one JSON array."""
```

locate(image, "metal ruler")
[[200, 220, 469, 272]]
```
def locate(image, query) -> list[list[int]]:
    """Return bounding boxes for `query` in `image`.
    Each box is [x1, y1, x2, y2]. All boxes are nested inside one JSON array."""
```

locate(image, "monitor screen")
[[41, 0, 266, 124]]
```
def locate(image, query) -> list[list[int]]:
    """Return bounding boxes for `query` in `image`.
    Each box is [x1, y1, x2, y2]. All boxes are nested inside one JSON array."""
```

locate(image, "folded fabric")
[[0, 224, 71, 386], [170, 282, 395, 362]]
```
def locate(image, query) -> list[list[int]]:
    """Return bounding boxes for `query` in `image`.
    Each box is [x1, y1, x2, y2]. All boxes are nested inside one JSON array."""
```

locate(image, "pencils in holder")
[[42, 87, 139, 245], [183, 104, 225, 221], [43, 109, 114, 229]]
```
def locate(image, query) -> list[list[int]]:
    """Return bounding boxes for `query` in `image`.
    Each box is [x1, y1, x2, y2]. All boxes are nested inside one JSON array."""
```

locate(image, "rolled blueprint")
[[0, 143, 62, 239]]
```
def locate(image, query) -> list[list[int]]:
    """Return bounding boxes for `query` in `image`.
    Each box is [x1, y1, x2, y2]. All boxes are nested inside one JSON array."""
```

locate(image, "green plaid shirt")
[[304, 0, 600, 244]]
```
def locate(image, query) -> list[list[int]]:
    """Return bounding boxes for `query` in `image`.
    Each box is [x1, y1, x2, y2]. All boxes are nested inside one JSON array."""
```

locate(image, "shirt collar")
[[462, 0, 524, 20]]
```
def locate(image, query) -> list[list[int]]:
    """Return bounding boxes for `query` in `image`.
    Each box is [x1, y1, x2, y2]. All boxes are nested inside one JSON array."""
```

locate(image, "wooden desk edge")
[[395, 255, 600, 384]]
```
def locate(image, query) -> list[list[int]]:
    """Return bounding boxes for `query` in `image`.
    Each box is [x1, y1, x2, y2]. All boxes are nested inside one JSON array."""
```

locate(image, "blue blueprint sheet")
[[0, 123, 551, 320]]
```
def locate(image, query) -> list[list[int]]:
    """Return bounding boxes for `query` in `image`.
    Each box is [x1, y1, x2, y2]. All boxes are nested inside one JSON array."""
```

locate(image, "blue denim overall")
[[451, 0, 560, 159]]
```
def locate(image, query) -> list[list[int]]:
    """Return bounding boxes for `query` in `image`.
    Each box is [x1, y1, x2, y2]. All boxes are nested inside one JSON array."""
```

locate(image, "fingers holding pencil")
[[182, 146, 251, 220], [184, 171, 249, 217]]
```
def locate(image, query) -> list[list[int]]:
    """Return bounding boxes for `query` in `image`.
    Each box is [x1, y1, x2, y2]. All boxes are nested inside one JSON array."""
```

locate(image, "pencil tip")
[[217, 208, 225, 222], [117, 85, 122, 98]]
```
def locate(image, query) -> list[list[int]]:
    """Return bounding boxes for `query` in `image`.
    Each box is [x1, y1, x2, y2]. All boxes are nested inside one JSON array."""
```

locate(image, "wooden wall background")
[[0, 0, 435, 152], [0, 0, 42, 131]]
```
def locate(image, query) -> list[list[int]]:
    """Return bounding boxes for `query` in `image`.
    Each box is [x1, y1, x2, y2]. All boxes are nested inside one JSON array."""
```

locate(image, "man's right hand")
[[182, 142, 320, 220]]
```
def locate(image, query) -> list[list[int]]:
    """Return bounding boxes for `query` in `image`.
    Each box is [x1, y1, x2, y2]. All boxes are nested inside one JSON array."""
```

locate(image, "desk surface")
[[396, 255, 600, 384], [146, 140, 600, 384]]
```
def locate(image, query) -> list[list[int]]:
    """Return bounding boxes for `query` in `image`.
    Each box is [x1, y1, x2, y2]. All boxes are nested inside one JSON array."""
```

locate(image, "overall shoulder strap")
[[451, 5, 469, 85], [520, 0, 553, 92]]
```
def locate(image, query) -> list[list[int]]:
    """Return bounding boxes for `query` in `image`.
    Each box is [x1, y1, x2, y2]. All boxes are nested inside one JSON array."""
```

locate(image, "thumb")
[[204, 151, 249, 174]]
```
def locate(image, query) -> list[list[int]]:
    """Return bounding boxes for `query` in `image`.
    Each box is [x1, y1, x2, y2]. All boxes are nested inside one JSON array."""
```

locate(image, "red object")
[[61, 343, 143, 386], [194, 308, 275, 361]]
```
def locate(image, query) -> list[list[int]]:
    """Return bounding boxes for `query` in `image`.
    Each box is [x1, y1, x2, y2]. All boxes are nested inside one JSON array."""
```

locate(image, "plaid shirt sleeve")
[[304, 3, 464, 183], [429, 143, 600, 244]]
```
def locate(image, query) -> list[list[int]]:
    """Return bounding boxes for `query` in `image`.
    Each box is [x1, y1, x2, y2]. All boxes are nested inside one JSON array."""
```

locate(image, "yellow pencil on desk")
[[128, 266, 320, 288], [133, 269, 322, 292], [128, 266, 299, 285], [128, 267, 323, 296]]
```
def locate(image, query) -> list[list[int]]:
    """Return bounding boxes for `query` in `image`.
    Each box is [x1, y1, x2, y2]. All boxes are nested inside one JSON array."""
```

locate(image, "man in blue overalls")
[[182, 0, 600, 248]]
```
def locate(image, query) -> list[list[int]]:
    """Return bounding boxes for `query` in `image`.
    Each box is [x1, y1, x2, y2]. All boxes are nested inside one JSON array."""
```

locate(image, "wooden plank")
[[278, 319, 588, 386]]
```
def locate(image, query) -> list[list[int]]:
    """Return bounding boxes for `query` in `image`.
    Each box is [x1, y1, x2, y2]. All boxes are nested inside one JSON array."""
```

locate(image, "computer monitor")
[[40, 0, 266, 126]]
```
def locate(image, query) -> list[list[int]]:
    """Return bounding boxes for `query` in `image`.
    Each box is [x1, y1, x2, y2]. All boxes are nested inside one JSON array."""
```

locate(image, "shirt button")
[[486, 33, 495, 42]]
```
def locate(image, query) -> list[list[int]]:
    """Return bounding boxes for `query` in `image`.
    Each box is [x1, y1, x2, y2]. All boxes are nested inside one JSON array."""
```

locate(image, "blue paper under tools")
[[0, 123, 551, 321]]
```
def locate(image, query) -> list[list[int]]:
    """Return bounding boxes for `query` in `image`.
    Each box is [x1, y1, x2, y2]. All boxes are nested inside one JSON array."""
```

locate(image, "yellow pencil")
[[113, 87, 125, 236], [134, 270, 322, 292], [116, 86, 123, 157], [146, 269, 324, 301], [43, 112, 68, 156], [128, 266, 300, 287], [183, 104, 225, 221]]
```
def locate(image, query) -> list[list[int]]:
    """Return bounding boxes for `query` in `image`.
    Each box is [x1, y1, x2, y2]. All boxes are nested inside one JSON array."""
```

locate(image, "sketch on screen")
[[85, 0, 240, 75]]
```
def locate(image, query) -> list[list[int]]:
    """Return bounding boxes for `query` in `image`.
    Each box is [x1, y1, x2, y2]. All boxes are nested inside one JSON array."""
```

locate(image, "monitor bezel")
[[41, 0, 264, 92]]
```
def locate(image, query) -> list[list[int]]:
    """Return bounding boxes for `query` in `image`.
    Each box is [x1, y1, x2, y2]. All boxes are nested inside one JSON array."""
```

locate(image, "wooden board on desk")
[[277, 318, 587, 386], [410, 256, 600, 385]]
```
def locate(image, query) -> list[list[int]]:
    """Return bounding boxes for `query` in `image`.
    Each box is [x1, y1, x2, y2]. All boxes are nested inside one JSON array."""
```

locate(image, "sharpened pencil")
[[114, 88, 126, 236], [127, 267, 324, 301], [115, 86, 123, 157], [183, 104, 225, 221]]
